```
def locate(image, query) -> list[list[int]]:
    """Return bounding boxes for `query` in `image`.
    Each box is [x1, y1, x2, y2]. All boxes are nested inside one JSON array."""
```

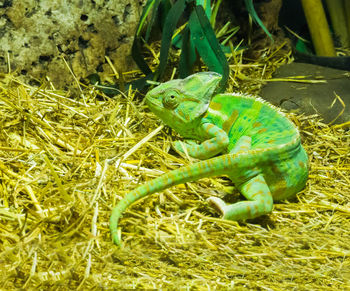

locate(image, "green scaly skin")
[[110, 72, 308, 246]]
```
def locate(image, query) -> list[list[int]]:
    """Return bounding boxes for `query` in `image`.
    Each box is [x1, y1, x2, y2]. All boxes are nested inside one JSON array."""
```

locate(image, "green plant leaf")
[[196, 0, 211, 19], [128, 73, 155, 91], [131, 38, 152, 75], [145, 0, 161, 42], [132, 0, 159, 75], [189, 4, 229, 91], [179, 26, 197, 78], [136, 0, 157, 37], [158, 0, 172, 30], [244, 0, 273, 41], [155, 0, 186, 79], [173, 0, 211, 49]]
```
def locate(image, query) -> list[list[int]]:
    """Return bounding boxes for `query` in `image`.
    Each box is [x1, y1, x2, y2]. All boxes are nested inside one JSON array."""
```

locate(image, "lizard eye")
[[162, 93, 179, 109]]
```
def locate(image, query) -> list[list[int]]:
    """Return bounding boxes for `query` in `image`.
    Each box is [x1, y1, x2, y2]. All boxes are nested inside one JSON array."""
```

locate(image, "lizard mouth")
[[145, 95, 162, 111]]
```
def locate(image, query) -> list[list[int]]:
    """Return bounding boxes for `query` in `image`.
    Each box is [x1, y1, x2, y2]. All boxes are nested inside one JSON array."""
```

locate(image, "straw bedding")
[[0, 50, 349, 289]]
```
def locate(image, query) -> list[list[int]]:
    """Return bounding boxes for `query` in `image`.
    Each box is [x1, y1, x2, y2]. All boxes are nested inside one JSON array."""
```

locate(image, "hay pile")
[[0, 54, 349, 289]]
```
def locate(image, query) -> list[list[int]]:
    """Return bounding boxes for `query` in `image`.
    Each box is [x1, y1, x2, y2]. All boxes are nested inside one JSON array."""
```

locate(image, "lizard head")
[[145, 72, 222, 138]]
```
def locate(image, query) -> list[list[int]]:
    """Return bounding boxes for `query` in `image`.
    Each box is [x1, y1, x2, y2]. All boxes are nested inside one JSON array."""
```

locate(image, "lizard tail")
[[110, 155, 234, 246], [110, 141, 302, 246]]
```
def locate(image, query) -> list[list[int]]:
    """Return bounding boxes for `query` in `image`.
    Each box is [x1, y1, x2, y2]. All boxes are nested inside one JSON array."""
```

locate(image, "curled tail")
[[110, 155, 235, 245], [110, 141, 301, 245]]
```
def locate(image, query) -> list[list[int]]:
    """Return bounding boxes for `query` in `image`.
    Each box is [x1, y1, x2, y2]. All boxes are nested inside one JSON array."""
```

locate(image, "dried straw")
[[0, 44, 349, 289]]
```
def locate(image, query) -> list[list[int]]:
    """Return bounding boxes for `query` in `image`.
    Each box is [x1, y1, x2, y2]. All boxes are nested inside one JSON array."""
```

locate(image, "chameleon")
[[110, 72, 308, 246]]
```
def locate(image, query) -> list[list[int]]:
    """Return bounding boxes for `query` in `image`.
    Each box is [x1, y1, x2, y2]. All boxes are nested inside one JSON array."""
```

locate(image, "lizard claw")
[[207, 196, 227, 217]]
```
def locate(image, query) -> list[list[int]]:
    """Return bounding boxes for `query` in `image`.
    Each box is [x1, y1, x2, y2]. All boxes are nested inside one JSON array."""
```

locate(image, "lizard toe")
[[207, 196, 227, 217]]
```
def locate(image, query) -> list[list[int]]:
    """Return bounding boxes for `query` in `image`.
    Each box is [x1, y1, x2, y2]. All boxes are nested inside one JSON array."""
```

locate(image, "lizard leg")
[[230, 135, 252, 154], [208, 174, 273, 220], [206, 135, 252, 214], [174, 123, 229, 159]]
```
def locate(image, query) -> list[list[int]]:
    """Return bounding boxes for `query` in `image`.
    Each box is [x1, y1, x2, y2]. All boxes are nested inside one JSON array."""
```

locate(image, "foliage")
[[94, 0, 272, 94], [131, 0, 230, 92]]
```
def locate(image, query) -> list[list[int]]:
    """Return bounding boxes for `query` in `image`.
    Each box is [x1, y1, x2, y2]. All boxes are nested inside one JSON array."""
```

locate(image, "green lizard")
[[110, 72, 308, 246]]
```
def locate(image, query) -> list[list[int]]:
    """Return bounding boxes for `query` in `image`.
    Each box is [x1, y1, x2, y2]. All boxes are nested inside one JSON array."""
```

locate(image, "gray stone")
[[0, 0, 145, 88], [260, 62, 350, 124]]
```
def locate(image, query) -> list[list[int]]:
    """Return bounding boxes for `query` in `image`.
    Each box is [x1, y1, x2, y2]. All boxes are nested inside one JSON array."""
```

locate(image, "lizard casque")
[[110, 72, 308, 246]]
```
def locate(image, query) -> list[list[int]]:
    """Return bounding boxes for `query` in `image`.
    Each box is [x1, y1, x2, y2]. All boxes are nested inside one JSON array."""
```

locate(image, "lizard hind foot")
[[207, 196, 228, 217]]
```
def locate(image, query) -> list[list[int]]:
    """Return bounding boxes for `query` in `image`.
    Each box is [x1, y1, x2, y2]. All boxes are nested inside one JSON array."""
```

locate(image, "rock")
[[260, 62, 350, 124], [0, 0, 144, 89]]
